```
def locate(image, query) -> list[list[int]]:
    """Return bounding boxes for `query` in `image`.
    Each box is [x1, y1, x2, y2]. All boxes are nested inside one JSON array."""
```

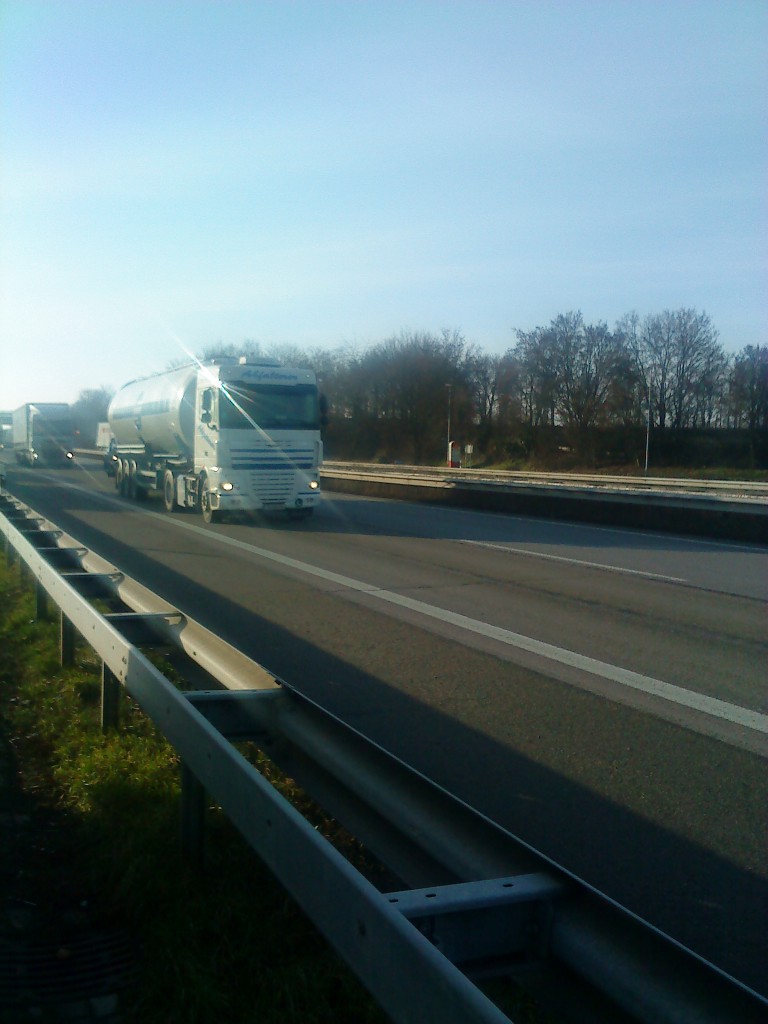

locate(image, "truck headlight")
[[309, 480, 319, 490], [221, 481, 234, 492]]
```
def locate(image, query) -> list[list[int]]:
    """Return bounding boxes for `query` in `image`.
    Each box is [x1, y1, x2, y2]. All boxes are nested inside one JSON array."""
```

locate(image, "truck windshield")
[[220, 384, 319, 431]]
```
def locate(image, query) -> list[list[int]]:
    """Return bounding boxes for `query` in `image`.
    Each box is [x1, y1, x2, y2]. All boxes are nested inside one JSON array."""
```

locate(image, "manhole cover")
[[0, 929, 136, 1020]]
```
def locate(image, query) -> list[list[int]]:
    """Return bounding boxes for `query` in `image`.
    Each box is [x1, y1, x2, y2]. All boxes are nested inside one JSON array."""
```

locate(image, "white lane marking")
[[460, 539, 688, 582], [151, 510, 767, 737]]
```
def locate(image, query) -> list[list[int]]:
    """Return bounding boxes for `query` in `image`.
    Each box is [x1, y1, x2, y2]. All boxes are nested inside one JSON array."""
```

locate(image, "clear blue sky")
[[1, 0, 765, 410]]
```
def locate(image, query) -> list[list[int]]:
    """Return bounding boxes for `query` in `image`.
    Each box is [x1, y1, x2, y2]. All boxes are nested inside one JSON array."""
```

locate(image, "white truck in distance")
[[13, 403, 76, 467], [107, 358, 323, 522]]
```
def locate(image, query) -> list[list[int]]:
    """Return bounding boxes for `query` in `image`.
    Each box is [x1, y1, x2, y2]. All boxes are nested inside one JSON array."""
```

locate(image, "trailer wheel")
[[119, 460, 131, 497], [200, 478, 221, 524], [115, 459, 124, 493], [127, 461, 137, 500], [163, 470, 176, 512]]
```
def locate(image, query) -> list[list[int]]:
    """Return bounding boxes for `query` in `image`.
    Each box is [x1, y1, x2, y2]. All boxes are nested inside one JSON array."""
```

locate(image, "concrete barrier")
[[321, 468, 768, 544]]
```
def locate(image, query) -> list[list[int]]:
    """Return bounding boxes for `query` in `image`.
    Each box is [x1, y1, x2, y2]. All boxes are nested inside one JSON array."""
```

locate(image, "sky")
[[1, 0, 766, 410]]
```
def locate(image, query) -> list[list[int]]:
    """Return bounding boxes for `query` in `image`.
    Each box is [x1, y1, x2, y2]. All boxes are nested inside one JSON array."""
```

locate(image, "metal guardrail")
[[322, 462, 768, 500], [1, 487, 766, 1024]]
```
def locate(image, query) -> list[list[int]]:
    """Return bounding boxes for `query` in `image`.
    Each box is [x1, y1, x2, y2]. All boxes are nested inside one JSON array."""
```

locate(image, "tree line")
[[72, 308, 768, 470]]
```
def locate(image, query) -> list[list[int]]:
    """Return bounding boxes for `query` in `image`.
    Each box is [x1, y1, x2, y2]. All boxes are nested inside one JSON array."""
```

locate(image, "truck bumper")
[[213, 487, 321, 514]]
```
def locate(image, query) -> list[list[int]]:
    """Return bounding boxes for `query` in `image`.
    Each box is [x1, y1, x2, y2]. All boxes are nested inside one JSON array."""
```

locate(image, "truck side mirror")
[[201, 389, 217, 427]]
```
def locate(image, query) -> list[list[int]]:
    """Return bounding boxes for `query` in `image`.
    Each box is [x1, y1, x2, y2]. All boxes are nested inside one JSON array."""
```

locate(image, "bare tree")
[[730, 345, 768, 431], [638, 310, 676, 429], [615, 310, 649, 426], [668, 309, 722, 429], [351, 330, 474, 462], [513, 327, 559, 429], [71, 386, 114, 446], [549, 313, 631, 460], [196, 339, 264, 363], [629, 308, 724, 430], [468, 352, 503, 435]]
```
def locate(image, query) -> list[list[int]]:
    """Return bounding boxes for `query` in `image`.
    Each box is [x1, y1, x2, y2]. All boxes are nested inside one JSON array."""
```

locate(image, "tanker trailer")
[[107, 358, 322, 522]]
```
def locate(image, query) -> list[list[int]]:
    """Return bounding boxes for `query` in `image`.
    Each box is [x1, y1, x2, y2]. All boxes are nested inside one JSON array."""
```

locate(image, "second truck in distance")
[[107, 358, 323, 522], [13, 403, 76, 467]]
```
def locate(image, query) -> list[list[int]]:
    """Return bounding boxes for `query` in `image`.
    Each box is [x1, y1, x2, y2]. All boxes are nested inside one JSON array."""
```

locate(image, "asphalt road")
[[3, 456, 767, 997]]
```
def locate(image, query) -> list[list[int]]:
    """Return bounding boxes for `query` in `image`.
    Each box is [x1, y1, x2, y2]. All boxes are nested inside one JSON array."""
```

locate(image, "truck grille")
[[249, 470, 294, 503], [229, 443, 315, 506]]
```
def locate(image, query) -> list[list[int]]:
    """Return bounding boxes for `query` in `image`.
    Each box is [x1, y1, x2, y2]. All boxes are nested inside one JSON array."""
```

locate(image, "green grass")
[[0, 558, 388, 1023], [0, 553, 554, 1024]]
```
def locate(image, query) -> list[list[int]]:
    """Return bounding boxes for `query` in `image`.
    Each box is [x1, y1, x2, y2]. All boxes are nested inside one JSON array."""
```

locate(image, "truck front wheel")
[[200, 478, 221, 524]]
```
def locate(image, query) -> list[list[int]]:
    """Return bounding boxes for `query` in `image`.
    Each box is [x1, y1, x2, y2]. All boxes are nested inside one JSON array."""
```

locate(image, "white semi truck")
[[12, 403, 76, 467], [107, 358, 323, 522]]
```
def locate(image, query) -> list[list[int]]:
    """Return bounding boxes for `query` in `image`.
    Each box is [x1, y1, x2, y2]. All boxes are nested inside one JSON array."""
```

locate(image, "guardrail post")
[[180, 763, 206, 867], [101, 663, 121, 732], [60, 612, 76, 666], [35, 580, 49, 621]]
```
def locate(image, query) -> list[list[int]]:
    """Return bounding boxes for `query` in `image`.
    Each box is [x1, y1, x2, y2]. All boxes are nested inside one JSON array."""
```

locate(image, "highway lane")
[[3, 456, 767, 996]]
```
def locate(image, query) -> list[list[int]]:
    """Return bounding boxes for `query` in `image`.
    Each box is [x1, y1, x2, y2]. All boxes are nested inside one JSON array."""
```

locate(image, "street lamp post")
[[644, 378, 651, 475], [445, 384, 452, 466]]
